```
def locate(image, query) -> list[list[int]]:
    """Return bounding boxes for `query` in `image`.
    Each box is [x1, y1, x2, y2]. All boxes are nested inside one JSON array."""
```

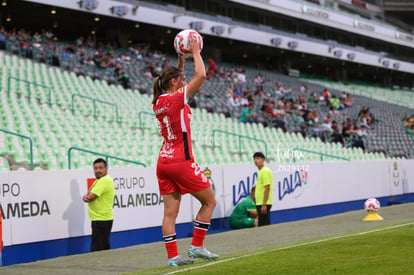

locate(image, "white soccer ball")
[[174, 29, 203, 59], [364, 198, 380, 213]]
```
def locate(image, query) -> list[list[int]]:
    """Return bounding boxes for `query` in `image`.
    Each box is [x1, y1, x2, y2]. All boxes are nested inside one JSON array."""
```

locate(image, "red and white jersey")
[[153, 85, 194, 164]]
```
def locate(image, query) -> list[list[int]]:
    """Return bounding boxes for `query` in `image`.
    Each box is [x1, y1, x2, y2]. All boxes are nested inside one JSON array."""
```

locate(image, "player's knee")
[[208, 197, 216, 209]]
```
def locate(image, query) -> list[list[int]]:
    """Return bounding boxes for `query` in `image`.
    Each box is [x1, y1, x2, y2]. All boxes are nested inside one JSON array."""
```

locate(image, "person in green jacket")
[[229, 187, 258, 229]]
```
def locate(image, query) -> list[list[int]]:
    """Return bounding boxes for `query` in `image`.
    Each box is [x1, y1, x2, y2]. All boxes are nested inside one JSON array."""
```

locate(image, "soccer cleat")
[[167, 255, 195, 267], [188, 245, 218, 260]]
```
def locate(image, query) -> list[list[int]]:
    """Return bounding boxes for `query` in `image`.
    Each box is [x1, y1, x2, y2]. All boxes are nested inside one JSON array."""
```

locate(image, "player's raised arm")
[[177, 55, 184, 71], [186, 36, 206, 99]]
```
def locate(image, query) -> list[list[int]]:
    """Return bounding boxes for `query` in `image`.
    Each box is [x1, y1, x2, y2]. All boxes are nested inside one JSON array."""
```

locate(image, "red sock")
[[163, 234, 179, 258], [191, 220, 210, 247]]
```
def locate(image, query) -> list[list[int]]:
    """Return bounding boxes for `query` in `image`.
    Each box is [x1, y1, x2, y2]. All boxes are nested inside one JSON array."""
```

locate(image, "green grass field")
[[132, 221, 414, 275]]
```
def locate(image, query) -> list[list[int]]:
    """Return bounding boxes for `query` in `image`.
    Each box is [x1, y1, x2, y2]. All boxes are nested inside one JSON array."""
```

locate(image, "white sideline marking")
[[162, 221, 414, 275]]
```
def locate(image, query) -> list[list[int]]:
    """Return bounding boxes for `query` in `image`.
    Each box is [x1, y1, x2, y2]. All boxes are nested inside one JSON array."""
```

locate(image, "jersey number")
[[191, 163, 201, 176], [162, 116, 177, 140]]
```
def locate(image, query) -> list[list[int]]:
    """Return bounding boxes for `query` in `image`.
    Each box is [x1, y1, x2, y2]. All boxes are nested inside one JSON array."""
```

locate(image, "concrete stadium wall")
[[1, 159, 414, 266]]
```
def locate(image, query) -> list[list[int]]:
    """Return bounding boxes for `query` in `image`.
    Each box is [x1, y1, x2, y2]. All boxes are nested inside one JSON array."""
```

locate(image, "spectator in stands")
[[330, 120, 343, 144], [79, 53, 86, 65], [236, 69, 247, 88], [51, 47, 60, 67], [117, 69, 130, 89], [300, 83, 310, 94], [240, 92, 250, 107], [282, 64, 290, 75], [83, 158, 115, 252], [308, 93, 319, 104], [344, 93, 353, 107], [342, 123, 364, 150], [233, 85, 243, 97], [254, 85, 266, 98], [240, 104, 258, 124], [76, 36, 84, 47], [359, 111, 371, 129], [345, 117, 353, 127], [357, 125, 367, 137], [302, 110, 324, 140], [207, 58, 216, 76], [321, 117, 332, 132], [227, 93, 241, 108], [45, 29, 54, 40], [263, 101, 287, 132], [85, 57, 96, 66], [254, 73, 265, 86], [402, 114, 410, 123], [329, 95, 340, 114], [0, 28, 7, 50], [273, 82, 292, 96], [229, 187, 258, 230], [322, 88, 331, 106], [144, 67, 153, 79], [407, 124, 414, 135], [403, 115, 414, 133], [121, 52, 131, 64]]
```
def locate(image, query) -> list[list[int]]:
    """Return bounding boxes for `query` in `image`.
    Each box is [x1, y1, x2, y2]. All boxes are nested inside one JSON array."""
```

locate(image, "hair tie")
[[157, 77, 163, 92]]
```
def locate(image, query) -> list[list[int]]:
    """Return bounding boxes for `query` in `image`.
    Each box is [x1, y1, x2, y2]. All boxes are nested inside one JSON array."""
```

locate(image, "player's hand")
[[261, 205, 267, 214], [182, 34, 200, 54], [83, 195, 89, 202]]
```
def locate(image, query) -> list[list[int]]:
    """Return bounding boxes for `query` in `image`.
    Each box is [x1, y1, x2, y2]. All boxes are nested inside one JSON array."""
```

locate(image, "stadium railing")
[[138, 111, 155, 130], [292, 147, 351, 162], [71, 93, 120, 123], [67, 146, 146, 169], [0, 128, 34, 170], [7, 76, 52, 105], [350, 133, 394, 158], [211, 129, 268, 158], [196, 94, 219, 113]]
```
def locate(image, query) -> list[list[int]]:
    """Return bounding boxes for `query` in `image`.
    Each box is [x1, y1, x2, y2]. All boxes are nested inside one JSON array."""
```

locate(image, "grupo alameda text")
[[113, 193, 163, 208]]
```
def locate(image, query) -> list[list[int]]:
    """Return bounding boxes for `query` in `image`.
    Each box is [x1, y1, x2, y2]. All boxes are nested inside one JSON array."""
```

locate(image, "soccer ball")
[[174, 29, 203, 59], [364, 198, 380, 213]]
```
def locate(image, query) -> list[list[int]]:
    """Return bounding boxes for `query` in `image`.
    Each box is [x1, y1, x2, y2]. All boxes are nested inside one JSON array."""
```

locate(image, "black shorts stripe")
[[183, 132, 191, 160]]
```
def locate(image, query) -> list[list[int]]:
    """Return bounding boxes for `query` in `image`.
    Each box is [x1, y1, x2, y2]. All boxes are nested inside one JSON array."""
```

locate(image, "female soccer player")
[[152, 35, 218, 267]]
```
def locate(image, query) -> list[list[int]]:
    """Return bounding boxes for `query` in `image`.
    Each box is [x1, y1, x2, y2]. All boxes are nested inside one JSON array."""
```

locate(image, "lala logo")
[[278, 169, 309, 201], [232, 172, 257, 206]]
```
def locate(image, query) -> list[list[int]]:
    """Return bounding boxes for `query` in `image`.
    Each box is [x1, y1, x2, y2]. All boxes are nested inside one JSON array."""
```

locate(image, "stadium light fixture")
[[5, 15, 11, 22], [1, 0, 7, 6], [134, 23, 140, 28], [94, 16, 100, 22], [166, 29, 171, 34], [50, 9, 56, 15]]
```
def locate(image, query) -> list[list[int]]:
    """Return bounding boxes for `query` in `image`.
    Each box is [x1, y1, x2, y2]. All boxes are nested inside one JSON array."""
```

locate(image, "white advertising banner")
[[1, 160, 413, 246]]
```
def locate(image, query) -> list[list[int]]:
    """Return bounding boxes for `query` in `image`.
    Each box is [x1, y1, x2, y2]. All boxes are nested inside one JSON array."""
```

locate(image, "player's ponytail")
[[152, 66, 183, 104], [152, 76, 163, 104]]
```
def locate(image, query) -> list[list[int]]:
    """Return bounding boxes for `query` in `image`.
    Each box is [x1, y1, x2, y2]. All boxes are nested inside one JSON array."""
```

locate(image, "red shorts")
[[156, 160, 211, 195]]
